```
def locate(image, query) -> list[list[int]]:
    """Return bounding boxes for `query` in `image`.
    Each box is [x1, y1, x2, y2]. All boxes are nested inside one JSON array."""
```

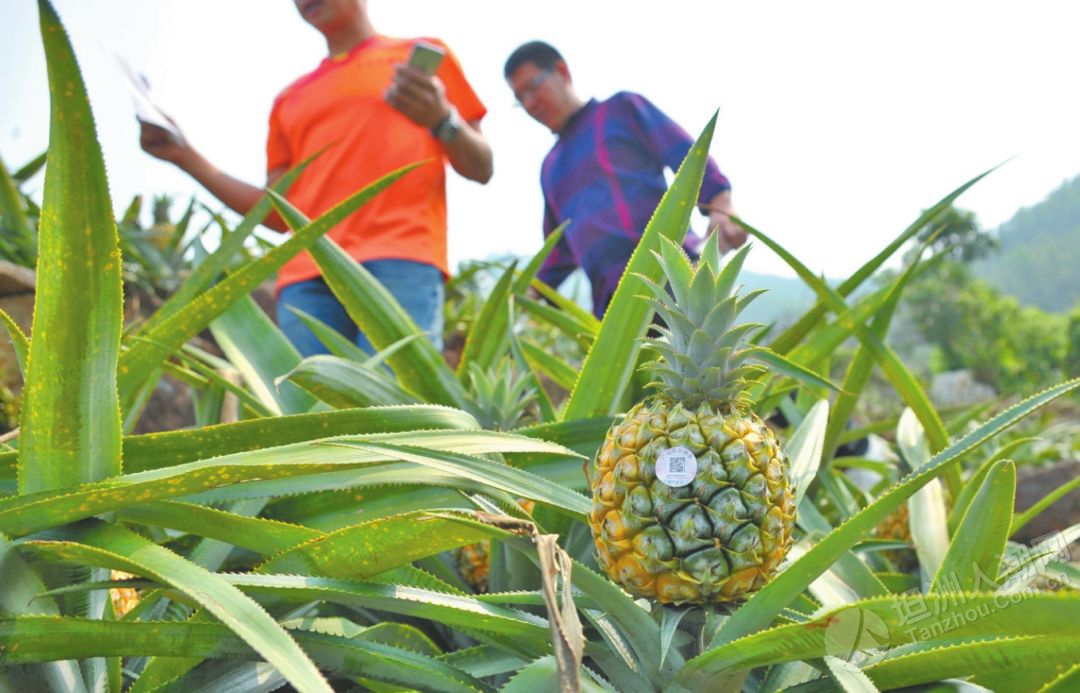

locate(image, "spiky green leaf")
[[457, 261, 517, 379], [0, 616, 490, 693], [19, 0, 124, 493], [931, 459, 1015, 594], [0, 308, 28, 379], [19, 521, 331, 693], [744, 219, 951, 469], [769, 168, 996, 355], [267, 190, 466, 409], [210, 294, 315, 415], [280, 355, 419, 408], [682, 592, 1080, 688]]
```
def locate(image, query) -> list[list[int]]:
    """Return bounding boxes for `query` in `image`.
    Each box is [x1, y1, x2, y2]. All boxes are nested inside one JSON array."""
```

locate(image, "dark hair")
[[504, 41, 564, 79]]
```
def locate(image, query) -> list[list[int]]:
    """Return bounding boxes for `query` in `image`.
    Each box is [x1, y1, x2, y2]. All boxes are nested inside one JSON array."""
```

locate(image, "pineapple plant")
[[462, 357, 539, 432], [456, 359, 539, 590], [590, 234, 797, 604]]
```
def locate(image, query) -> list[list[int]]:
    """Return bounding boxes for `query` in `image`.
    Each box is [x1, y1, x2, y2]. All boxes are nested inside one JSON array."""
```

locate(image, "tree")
[[1067, 304, 1080, 379], [903, 262, 1067, 393], [906, 204, 997, 264]]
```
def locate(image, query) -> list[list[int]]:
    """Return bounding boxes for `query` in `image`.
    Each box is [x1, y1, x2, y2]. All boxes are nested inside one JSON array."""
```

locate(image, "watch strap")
[[432, 106, 462, 143]]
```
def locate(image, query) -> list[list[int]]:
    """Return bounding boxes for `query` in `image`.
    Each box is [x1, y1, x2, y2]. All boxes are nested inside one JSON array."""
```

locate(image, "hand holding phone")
[[387, 41, 451, 129]]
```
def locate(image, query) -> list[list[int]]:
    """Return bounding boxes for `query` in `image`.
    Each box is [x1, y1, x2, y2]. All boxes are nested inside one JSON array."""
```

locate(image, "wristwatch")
[[431, 105, 463, 143]]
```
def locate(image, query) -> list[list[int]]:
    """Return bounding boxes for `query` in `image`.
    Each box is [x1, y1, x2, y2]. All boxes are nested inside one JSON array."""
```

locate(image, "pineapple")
[[589, 235, 797, 604], [874, 503, 917, 572], [457, 500, 536, 592], [874, 503, 911, 543], [456, 539, 492, 592], [109, 570, 140, 617]]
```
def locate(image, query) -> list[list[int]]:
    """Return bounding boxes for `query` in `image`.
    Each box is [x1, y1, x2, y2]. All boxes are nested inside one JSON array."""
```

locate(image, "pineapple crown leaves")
[[635, 235, 842, 406], [464, 359, 538, 431], [633, 235, 764, 408]]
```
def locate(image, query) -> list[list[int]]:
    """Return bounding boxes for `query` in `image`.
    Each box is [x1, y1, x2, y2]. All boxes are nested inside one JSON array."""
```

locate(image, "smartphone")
[[407, 40, 445, 75]]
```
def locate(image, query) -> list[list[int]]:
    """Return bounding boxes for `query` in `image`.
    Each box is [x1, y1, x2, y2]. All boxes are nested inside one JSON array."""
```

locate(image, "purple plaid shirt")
[[538, 92, 731, 316]]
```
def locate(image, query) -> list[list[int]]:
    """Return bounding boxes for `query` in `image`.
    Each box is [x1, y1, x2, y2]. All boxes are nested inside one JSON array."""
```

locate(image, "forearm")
[[177, 150, 288, 231], [443, 121, 493, 184], [384, 64, 492, 183]]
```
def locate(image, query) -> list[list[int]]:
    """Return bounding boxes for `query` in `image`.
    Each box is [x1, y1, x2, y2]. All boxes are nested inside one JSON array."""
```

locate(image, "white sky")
[[3, 1, 1080, 278]]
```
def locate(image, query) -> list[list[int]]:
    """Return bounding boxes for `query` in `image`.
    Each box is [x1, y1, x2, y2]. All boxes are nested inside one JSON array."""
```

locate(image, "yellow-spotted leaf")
[[20, 0, 124, 492], [133, 154, 317, 336], [0, 430, 575, 537], [18, 521, 332, 693]]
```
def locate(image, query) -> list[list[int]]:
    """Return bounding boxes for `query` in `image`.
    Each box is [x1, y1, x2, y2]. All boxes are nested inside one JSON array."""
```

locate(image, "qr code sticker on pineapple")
[[657, 446, 697, 487]]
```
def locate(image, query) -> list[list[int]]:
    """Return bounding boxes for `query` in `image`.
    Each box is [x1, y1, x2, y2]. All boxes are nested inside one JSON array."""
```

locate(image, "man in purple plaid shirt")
[[504, 41, 745, 317]]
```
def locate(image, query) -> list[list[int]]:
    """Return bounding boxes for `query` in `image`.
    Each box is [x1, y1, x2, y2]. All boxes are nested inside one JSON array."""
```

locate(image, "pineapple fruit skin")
[[590, 399, 796, 604]]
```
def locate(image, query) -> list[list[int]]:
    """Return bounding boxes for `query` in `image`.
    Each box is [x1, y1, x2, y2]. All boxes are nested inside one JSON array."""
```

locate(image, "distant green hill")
[[973, 174, 1080, 313], [739, 271, 816, 328]]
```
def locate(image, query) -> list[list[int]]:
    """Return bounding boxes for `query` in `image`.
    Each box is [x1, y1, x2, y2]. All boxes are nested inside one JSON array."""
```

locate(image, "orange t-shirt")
[[266, 35, 486, 290]]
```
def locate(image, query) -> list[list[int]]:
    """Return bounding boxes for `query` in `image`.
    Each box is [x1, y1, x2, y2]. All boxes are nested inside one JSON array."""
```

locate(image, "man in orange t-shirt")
[[140, 0, 492, 356]]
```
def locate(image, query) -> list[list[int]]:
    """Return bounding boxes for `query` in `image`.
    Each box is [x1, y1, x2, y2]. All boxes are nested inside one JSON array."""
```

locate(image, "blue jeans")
[[277, 259, 444, 357]]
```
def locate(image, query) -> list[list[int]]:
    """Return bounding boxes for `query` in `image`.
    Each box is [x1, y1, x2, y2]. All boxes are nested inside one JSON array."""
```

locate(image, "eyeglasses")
[[513, 71, 551, 106]]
